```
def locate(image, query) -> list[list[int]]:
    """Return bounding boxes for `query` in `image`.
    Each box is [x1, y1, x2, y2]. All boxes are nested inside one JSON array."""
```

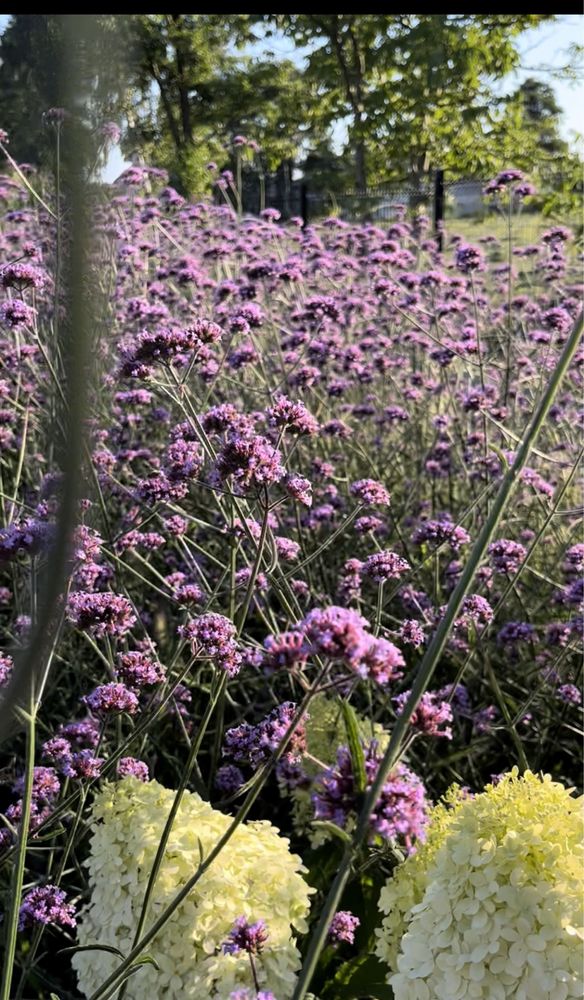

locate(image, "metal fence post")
[[434, 168, 444, 252], [300, 182, 309, 228]]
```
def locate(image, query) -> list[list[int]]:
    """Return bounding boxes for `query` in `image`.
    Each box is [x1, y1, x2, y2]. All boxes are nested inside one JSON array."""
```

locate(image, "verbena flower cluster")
[[73, 777, 314, 999], [376, 769, 584, 999]]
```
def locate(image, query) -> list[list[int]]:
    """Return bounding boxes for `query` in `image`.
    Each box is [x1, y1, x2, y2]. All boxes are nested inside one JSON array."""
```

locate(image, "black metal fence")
[[238, 169, 582, 245]]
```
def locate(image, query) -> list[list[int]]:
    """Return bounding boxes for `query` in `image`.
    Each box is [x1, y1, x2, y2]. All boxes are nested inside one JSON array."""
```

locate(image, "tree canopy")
[[0, 13, 579, 197]]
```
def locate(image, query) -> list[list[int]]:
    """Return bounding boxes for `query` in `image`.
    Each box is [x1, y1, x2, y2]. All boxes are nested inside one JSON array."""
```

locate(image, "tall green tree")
[[0, 15, 128, 166], [265, 15, 555, 189], [123, 15, 321, 194]]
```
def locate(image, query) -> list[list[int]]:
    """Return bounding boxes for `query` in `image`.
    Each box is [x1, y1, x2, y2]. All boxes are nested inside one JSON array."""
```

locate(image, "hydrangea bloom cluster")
[[73, 777, 314, 999], [376, 770, 584, 999]]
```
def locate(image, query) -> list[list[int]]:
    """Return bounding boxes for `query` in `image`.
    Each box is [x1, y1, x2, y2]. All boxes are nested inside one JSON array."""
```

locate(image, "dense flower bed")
[[0, 159, 581, 998]]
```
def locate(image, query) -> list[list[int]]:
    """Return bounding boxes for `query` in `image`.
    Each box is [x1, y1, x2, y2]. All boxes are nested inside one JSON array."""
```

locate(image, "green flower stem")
[[291, 309, 583, 1000], [0, 698, 35, 1000]]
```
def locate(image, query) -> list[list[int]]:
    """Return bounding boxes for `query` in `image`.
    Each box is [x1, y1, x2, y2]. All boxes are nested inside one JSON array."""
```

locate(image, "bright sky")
[[0, 14, 581, 182]]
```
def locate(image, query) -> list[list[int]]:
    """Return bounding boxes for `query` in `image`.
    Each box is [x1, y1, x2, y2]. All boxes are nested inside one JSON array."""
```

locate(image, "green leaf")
[[130, 955, 160, 970], [311, 819, 352, 844], [325, 954, 395, 1000], [58, 943, 126, 959], [341, 700, 367, 794]]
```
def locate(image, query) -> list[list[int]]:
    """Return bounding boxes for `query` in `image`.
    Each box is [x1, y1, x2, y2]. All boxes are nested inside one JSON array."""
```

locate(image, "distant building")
[[448, 180, 484, 218]]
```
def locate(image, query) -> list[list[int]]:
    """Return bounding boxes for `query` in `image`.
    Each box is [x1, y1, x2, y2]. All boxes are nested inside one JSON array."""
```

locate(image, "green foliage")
[[123, 15, 320, 194], [266, 15, 557, 187], [0, 16, 129, 166]]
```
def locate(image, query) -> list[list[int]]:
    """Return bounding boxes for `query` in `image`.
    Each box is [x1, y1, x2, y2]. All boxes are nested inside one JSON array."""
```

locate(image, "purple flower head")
[[557, 684, 581, 706], [19, 885, 76, 931], [285, 473, 312, 507], [179, 613, 241, 677], [564, 544, 584, 575], [69, 750, 104, 780], [59, 718, 100, 749], [453, 594, 494, 632], [362, 550, 410, 584], [262, 630, 307, 674], [1, 262, 46, 290], [223, 701, 306, 769], [473, 705, 498, 734], [266, 395, 319, 435], [0, 298, 36, 327], [455, 244, 484, 273], [0, 652, 13, 686], [496, 621, 536, 646], [215, 764, 244, 794], [100, 121, 121, 144], [348, 634, 405, 686], [222, 916, 269, 955], [117, 650, 166, 688], [488, 538, 527, 575], [313, 743, 427, 851], [496, 169, 524, 185], [393, 690, 453, 739], [14, 766, 60, 804], [350, 478, 391, 506], [300, 605, 369, 661], [67, 591, 136, 638], [412, 517, 471, 552], [398, 620, 425, 648], [83, 682, 139, 716], [117, 757, 149, 781], [215, 433, 285, 490], [328, 910, 360, 945], [42, 736, 73, 774]]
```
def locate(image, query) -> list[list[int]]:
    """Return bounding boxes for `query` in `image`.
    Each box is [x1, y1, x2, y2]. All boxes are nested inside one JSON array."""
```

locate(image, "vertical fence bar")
[[434, 168, 445, 251], [300, 182, 308, 228]]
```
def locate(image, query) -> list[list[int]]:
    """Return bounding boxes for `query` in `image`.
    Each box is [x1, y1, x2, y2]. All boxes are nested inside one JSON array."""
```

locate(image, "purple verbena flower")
[[18, 885, 76, 930], [393, 690, 453, 739], [83, 683, 139, 716], [328, 910, 360, 945], [362, 550, 410, 583], [349, 478, 391, 506], [179, 613, 242, 677], [222, 916, 269, 955], [117, 757, 149, 781], [67, 591, 136, 638]]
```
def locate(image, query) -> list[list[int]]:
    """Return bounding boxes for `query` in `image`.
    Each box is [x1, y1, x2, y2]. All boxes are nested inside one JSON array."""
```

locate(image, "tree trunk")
[[355, 136, 367, 191]]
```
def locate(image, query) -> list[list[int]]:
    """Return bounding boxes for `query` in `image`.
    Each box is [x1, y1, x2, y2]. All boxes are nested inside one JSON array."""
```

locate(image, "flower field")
[[0, 161, 582, 999]]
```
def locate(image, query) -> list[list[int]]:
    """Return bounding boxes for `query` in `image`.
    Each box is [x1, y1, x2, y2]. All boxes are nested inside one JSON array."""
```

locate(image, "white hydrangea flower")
[[376, 769, 584, 999], [73, 777, 314, 999]]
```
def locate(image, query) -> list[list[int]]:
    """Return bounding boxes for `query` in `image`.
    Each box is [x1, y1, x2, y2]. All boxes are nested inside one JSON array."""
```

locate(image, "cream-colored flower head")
[[376, 769, 584, 999], [73, 777, 314, 999]]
